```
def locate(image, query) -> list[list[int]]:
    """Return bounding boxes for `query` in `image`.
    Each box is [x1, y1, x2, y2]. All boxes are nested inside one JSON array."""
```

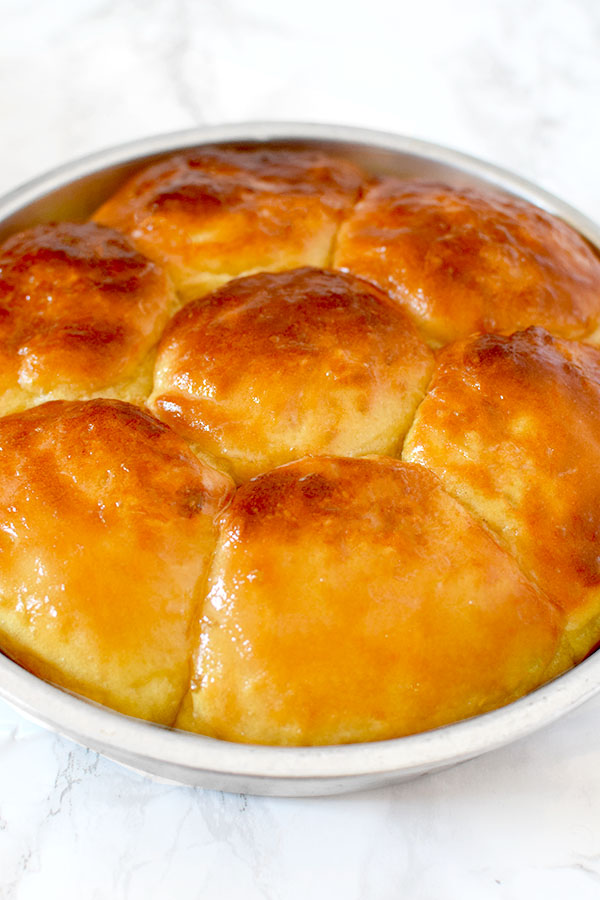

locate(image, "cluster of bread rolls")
[[0, 142, 599, 746]]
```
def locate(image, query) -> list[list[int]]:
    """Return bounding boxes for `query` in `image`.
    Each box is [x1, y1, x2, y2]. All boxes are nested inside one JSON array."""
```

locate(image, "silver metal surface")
[[0, 122, 599, 797]]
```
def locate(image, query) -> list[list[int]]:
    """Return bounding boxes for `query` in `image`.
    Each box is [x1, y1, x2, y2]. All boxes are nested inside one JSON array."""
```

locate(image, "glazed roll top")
[[334, 179, 600, 346], [93, 145, 365, 300], [176, 456, 564, 746], [0, 399, 233, 723], [0, 222, 175, 412], [0, 140, 596, 746], [148, 267, 434, 481], [403, 327, 600, 661]]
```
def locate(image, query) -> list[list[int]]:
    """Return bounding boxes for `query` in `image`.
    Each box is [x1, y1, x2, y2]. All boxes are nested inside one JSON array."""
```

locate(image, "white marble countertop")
[[1, 0, 600, 896]]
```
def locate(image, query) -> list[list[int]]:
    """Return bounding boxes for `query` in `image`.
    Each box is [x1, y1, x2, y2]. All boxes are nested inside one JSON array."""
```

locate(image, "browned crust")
[[334, 178, 600, 346], [177, 456, 563, 745], [403, 326, 600, 658], [0, 222, 174, 400], [148, 267, 434, 480], [0, 399, 234, 722], [93, 145, 365, 295]]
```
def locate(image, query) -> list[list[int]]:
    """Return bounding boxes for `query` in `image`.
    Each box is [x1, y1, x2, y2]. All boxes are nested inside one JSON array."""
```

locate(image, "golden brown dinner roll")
[[176, 456, 564, 746], [1, 137, 598, 748], [334, 179, 600, 347], [148, 267, 434, 481], [0, 222, 175, 414], [93, 145, 364, 300], [0, 399, 234, 723], [403, 326, 600, 661]]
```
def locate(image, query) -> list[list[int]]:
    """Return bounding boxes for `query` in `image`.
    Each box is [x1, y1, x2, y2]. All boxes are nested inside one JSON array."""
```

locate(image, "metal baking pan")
[[0, 122, 599, 797]]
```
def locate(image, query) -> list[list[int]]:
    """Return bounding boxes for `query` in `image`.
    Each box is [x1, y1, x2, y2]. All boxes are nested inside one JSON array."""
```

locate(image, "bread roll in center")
[[148, 267, 434, 481]]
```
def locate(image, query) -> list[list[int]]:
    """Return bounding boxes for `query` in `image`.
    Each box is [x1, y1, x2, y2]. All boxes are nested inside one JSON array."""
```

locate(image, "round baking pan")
[[0, 122, 599, 798]]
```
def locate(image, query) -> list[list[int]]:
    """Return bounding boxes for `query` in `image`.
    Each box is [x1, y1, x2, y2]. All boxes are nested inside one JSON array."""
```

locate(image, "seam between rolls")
[[395, 355, 438, 460], [326, 179, 366, 268], [169, 498, 233, 729]]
